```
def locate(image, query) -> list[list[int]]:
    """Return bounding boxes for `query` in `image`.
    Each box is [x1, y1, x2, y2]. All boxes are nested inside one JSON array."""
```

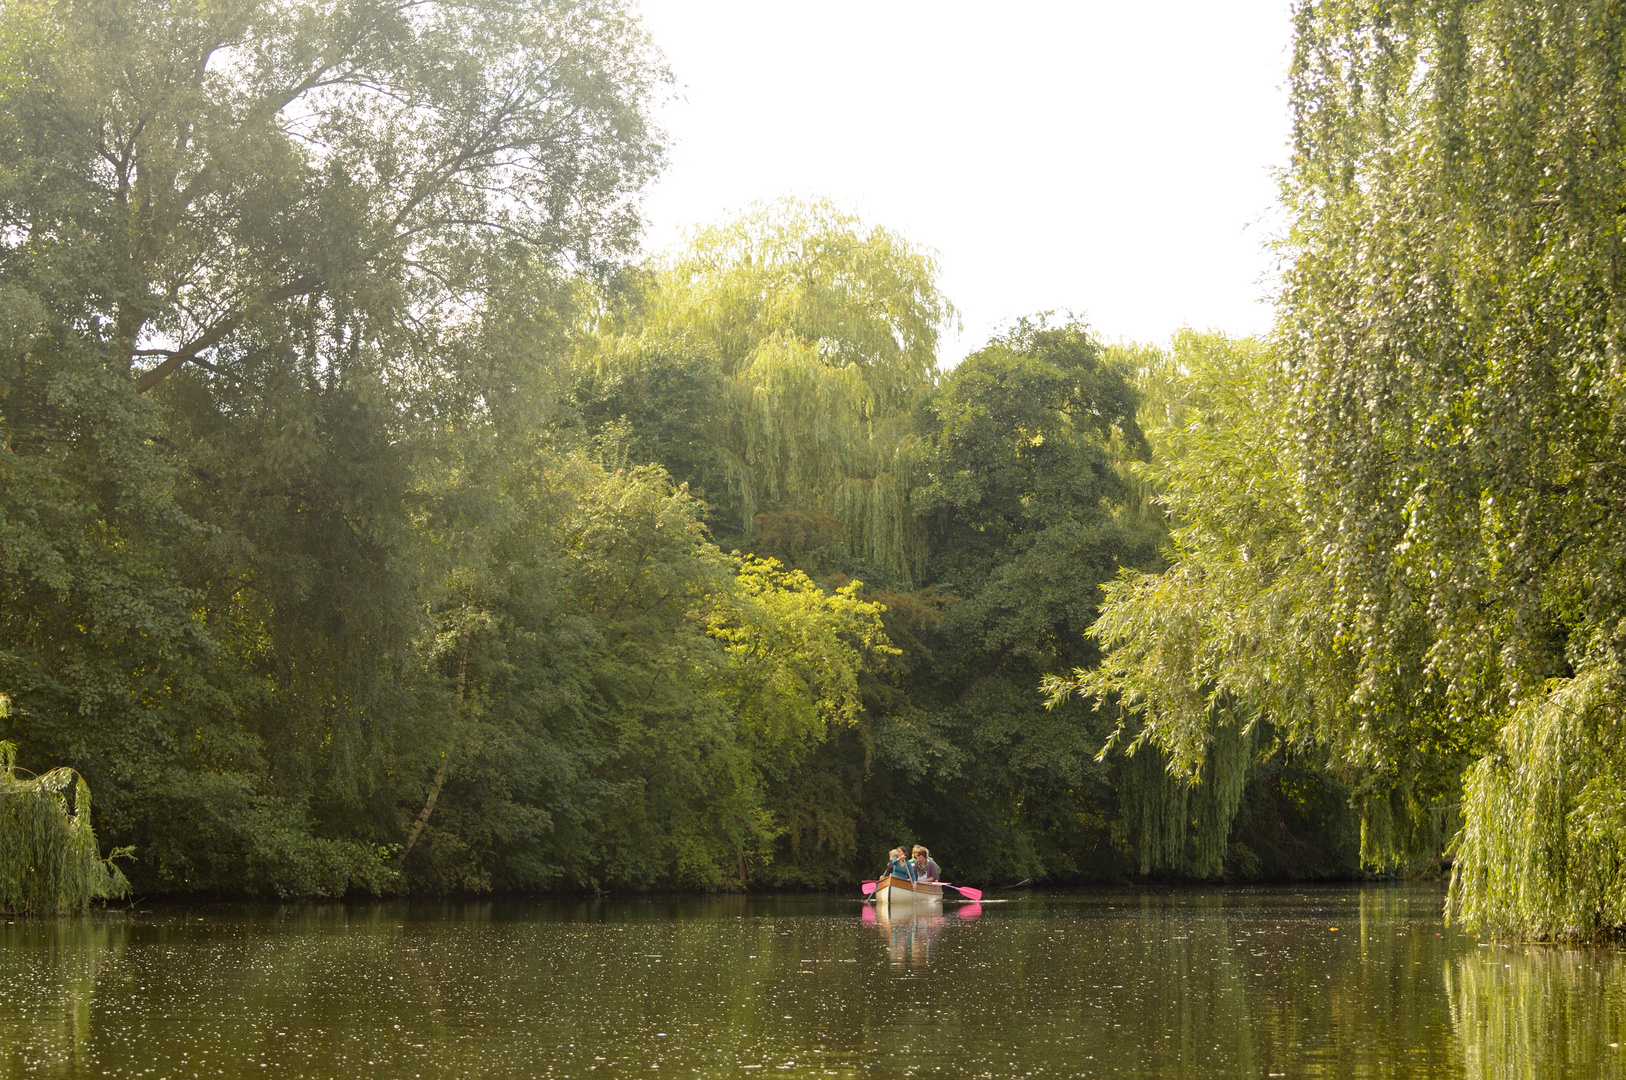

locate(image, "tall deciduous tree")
[[0, 0, 667, 894], [867, 318, 1164, 881], [1047, 332, 1419, 876], [0, 0, 665, 391]]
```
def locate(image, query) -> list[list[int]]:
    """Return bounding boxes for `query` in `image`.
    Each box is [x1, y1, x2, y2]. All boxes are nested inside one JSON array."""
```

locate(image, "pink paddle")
[[941, 883, 983, 901], [860, 880, 878, 896]]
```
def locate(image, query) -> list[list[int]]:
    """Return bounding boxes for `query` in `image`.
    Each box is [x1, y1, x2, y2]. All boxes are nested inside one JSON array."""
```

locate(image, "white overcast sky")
[[633, 1, 1296, 365]]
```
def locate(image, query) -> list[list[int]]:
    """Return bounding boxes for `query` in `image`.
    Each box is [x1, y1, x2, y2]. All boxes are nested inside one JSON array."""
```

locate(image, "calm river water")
[[0, 884, 1622, 1079]]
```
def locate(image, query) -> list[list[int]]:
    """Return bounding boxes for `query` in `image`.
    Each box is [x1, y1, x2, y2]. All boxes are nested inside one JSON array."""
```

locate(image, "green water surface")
[[0, 884, 1621, 1078]]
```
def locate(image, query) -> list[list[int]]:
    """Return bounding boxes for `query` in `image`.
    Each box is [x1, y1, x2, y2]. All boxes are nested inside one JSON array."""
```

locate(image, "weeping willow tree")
[[1045, 332, 1452, 875], [1061, 2, 1626, 925], [1272, 0, 1626, 938], [0, 700, 130, 914], [587, 198, 954, 584], [1046, 334, 1325, 877], [1449, 664, 1626, 941], [1115, 719, 1256, 878]]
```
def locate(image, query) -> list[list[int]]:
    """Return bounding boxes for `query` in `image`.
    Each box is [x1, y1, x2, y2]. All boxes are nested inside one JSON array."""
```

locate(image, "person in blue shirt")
[[882, 846, 915, 882]]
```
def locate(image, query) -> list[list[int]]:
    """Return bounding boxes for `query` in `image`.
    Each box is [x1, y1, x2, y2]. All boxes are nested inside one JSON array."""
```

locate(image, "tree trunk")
[[956, 642, 1014, 705], [398, 639, 467, 862]]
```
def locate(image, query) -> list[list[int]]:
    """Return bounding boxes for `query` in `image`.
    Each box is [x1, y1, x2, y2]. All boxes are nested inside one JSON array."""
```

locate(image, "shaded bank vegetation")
[[0, 0, 1354, 899], [3, 0, 1624, 941]]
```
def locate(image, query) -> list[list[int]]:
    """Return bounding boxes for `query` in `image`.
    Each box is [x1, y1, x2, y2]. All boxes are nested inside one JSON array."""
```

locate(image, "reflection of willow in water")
[[1116, 895, 1260, 1075], [0, 916, 128, 1076], [20, 889, 1624, 1078], [1335, 888, 1458, 1057], [1448, 945, 1626, 1079]]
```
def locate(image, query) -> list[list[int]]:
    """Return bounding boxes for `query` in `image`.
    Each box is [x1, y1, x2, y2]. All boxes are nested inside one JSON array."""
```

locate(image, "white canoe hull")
[[873, 877, 942, 908]]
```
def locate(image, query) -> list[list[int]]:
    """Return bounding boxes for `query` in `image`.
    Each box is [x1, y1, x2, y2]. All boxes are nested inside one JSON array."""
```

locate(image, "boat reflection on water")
[[862, 901, 980, 968]]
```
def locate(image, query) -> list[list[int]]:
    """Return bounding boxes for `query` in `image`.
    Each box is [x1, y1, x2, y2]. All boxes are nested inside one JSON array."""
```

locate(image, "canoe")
[[873, 875, 942, 908]]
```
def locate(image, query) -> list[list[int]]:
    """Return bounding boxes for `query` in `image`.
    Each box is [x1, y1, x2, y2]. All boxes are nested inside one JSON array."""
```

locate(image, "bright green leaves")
[[1284, 0, 1626, 716], [1281, 0, 1626, 933], [1039, 333, 1333, 876], [1449, 663, 1626, 941], [650, 198, 951, 403], [706, 557, 897, 749], [1048, 334, 1323, 772], [398, 454, 899, 892], [1043, 332, 1451, 877], [559, 475, 898, 886], [1058, 2, 1626, 919]]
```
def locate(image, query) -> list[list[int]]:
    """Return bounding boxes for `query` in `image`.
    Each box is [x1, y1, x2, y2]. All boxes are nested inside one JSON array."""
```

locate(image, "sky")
[[633, 1, 1297, 365]]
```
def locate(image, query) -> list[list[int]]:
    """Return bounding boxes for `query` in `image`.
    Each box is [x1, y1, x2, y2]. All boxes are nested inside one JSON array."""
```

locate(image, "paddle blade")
[[948, 884, 983, 901], [860, 880, 878, 896]]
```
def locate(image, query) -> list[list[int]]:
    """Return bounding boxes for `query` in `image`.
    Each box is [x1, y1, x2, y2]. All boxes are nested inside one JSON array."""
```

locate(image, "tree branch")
[[132, 275, 324, 391], [957, 641, 1014, 705]]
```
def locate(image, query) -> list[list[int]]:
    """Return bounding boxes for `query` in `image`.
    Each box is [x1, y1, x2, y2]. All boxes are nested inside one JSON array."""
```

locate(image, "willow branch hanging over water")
[[1448, 663, 1626, 942], [1043, 333, 1456, 877], [1278, 0, 1626, 939], [0, 726, 130, 915]]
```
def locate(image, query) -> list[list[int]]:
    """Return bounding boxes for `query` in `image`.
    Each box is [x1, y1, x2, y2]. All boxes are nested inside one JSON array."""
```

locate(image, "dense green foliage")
[[577, 241, 1177, 885], [1281, 0, 1626, 938], [1282, 0, 1626, 940], [580, 199, 947, 584], [33, 0, 1582, 912], [0, 0, 1440, 903], [581, 286, 1363, 886], [1044, 332, 1368, 880]]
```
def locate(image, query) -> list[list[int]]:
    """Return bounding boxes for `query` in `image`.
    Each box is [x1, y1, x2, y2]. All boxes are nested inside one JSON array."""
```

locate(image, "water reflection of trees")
[[0, 916, 128, 1076], [853, 893, 1269, 1076], [1449, 944, 1626, 1079], [6, 891, 1626, 1078], [1104, 894, 1260, 1075], [1038, 886, 1461, 1077]]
